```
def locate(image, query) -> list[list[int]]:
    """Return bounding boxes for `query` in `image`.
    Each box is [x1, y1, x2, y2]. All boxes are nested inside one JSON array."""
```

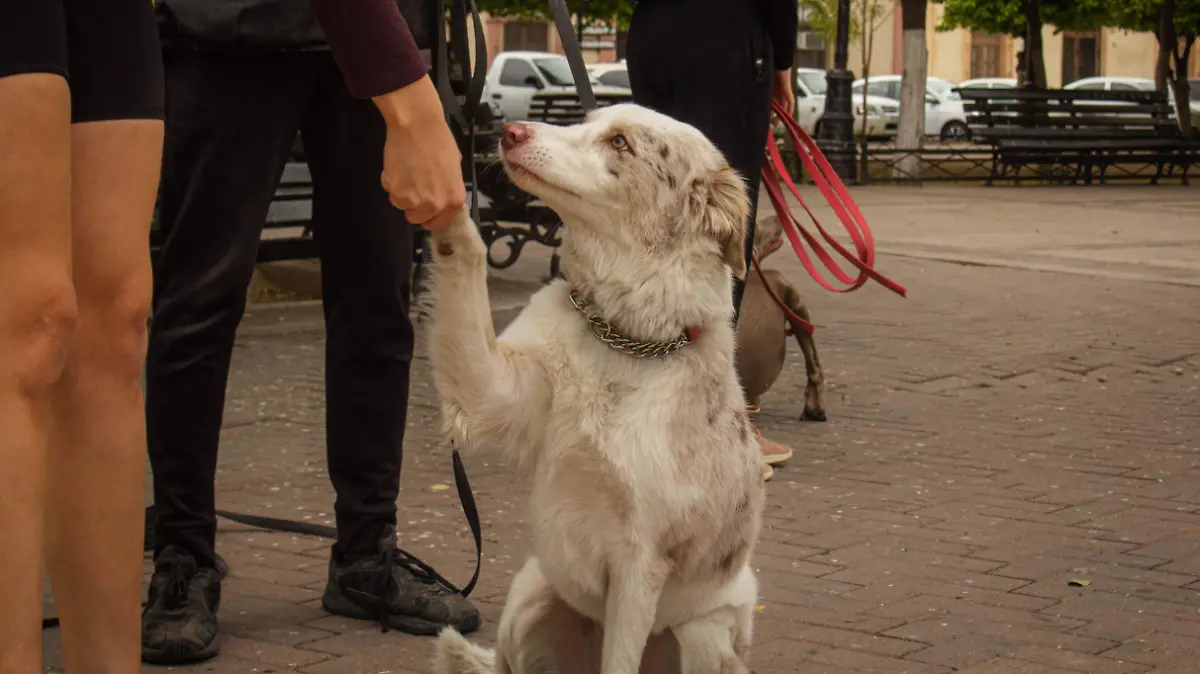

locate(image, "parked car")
[[851, 75, 971, 141], [585, 61, 630, 91], [1063, 76, 1200, 129], [957, 77, 1017, 90], [484, 51, 621, 121], [791, 67, 899, 139]]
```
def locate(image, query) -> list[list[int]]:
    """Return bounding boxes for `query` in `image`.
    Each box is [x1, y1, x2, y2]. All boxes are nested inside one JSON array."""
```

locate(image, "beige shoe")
[[752, 425, 794, 465]]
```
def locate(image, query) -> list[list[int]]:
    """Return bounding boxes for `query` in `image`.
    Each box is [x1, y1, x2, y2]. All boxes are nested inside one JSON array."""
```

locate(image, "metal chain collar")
[[568, 291, 693, 359]]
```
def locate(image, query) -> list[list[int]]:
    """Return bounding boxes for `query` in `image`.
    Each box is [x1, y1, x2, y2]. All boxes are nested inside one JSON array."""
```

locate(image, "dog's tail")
[[434, 627, 497, 674]]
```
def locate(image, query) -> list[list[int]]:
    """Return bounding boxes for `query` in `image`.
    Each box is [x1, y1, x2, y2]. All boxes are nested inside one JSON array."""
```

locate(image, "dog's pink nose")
[[501, 122, 531, 150]]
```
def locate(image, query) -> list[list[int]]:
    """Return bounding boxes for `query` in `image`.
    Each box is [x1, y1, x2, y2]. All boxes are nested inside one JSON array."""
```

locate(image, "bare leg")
[[44, 118, 162, 673], [0, 73, 76, 674]]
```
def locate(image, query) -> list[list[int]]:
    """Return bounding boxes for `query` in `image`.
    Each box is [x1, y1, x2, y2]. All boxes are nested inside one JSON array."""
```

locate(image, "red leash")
[[753, 100, 907, 333], [750, 254, 815, 334]]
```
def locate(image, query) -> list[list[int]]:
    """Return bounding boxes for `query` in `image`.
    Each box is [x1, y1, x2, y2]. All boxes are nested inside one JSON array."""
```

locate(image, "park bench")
[[527, 88, 634, 126], [960, 87, 1200, 185]]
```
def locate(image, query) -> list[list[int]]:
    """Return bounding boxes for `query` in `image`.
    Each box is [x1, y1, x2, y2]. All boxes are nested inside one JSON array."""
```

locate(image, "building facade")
[[805, 2, 1200, 85], [472, 4, 1199, 85], [474, 16, 620, 67]]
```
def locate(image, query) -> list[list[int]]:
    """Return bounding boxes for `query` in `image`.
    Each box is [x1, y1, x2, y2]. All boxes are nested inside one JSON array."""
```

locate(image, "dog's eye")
[[611, 134, 629, 151]]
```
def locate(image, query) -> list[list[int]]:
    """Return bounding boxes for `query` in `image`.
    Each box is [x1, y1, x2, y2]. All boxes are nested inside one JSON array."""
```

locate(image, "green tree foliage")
[[799, 0, 856, 42], [1111, 0, 1199, 133], [799, 0, 894, 45], [934, 0, 1113, 36], [1110, 0, 1200, 34]]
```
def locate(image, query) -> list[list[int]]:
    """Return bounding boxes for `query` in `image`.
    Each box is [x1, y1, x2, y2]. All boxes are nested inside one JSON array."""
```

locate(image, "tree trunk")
[[1023, 0, 1046, 88], [1171, 37, 1195, 136], [1155, 0, 1175, 93], [860, 0, 871, 140], [895, 0, 927, 181]]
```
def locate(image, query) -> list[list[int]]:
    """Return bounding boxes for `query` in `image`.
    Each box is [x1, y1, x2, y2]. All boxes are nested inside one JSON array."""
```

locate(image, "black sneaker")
[[321, 525, 482, 636], [141, 545, 224, 664]]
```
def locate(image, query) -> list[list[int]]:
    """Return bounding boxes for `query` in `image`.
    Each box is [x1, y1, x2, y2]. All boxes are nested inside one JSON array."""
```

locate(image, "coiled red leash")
[[755, 99, 907, 333]]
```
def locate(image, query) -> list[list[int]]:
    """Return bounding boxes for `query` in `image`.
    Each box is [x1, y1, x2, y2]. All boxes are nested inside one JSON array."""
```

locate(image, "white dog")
[[424, 104, 766, 674]]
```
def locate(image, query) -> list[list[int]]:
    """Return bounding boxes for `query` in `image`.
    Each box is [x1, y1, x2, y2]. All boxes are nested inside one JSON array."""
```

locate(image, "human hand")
[[372, 76, 467, 230], [771, 69, 795, 119]]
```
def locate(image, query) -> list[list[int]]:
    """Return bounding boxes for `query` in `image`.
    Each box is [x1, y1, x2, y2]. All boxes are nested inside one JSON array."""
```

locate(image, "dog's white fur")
[[425, 104, 765, 674]]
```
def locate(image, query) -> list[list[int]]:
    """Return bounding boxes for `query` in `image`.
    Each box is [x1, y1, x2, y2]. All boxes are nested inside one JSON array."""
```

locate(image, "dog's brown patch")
[[437, 241, 455, 256]]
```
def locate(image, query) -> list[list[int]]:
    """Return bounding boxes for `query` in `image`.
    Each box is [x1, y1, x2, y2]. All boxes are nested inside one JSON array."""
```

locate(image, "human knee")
[[76, 273, 152, 378], [0, 276, 79, 395]]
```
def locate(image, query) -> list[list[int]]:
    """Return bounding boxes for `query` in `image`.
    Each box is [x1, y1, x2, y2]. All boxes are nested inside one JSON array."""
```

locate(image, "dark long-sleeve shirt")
[[754, 0, 799, 71], [309, 0, 429, 99]]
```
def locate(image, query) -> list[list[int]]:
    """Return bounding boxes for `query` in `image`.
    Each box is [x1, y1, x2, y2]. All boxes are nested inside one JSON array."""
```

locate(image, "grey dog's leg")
[[776, 280, 827, 422]]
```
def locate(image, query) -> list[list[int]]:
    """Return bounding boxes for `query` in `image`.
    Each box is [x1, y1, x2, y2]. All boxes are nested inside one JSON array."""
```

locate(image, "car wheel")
[[940, 120, 970, 142]]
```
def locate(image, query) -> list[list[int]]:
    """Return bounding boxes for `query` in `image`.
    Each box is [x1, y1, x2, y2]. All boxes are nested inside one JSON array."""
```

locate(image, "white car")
[[585, 61, 630, 91], [484, 51, 615, 121], [791, 68, 899, 139], [852, 75, 971, 141], [1064, 75, 1200, 121], [957, 77, 1017, 90]]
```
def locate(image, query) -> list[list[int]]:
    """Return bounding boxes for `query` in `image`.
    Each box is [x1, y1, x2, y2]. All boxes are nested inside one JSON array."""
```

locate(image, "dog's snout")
[[501, 122, 532, 150]]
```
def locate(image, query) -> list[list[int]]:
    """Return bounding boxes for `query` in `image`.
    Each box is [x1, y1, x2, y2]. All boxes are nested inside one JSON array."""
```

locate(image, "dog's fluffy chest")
[[499, 283, 763, 621]]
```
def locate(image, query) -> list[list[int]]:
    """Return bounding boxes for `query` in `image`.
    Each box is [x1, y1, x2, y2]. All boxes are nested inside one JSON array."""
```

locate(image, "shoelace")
[[346, 532, 464, 633], [158, 564, 196, 611]]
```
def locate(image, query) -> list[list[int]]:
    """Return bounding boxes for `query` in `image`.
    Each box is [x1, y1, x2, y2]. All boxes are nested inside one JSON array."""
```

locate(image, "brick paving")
[[44, 186, 1200, 673]]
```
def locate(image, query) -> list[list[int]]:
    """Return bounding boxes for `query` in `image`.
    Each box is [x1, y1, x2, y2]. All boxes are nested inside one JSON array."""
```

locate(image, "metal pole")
[[817, 0, 857, 182]]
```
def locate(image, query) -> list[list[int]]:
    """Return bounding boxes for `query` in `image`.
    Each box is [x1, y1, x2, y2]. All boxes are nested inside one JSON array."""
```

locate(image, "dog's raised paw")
[[433, 627, 496, 674]]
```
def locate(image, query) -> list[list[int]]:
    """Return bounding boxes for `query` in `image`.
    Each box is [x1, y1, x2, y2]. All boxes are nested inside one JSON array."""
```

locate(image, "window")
[[503, 21, 548, 52], [1111, 82, 1139, 92], [970, 31, 1003, 79], [1062, 31, 1100, 84], [1073, 80, 1105, 91], [795, 27, 827, 69], [499, 59, 539, 87], [864, 80, 897, 100], [532, 57, 575, 86], [598, 70, 630, 89], [797, 71, 827, 96]]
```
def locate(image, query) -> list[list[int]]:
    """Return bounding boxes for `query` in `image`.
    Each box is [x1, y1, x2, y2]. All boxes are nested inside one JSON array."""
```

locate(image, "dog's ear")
[[753, 214, 784, 261], [693, 165, 750, 279]]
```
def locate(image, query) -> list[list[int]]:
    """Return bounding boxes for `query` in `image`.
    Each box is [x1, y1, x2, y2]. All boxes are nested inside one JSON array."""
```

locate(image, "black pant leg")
[[147, 51, 313, 567], [300, 55, 415, 560], [626, 0, 773, 318]]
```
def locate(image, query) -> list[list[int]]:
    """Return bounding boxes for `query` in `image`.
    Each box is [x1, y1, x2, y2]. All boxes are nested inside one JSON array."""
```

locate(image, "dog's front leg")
[[600, 557, 669, 674], [427, 208, 552, 467]]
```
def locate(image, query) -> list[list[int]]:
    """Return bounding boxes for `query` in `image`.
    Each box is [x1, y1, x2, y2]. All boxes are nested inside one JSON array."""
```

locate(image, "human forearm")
[[309, 0, 428, 99]]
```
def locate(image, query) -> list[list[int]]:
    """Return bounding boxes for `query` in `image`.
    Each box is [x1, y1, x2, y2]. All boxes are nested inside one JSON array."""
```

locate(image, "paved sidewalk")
[[44, 185, 1200, 673]]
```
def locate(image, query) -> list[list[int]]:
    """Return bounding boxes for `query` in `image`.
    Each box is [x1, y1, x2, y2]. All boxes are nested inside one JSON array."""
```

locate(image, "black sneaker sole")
[[142, 637, 220, 665], [321, 586, 481, 636]]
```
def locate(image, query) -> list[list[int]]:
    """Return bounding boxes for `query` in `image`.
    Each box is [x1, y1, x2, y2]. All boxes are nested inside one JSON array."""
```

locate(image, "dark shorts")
[[0, 0, 164, 122]]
